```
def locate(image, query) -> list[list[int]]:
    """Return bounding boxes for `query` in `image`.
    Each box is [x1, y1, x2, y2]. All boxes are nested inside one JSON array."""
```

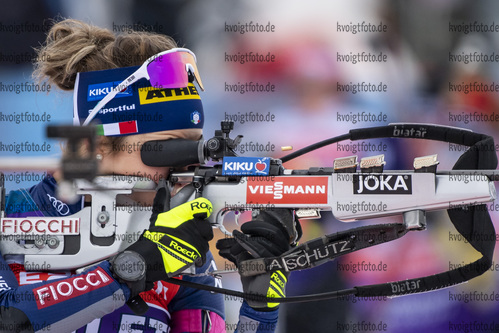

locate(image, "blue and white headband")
[[73, 64, 204, 136]]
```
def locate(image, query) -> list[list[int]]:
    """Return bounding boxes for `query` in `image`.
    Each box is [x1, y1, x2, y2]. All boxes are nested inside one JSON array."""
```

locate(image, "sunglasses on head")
[[82, 48, 204, 126]]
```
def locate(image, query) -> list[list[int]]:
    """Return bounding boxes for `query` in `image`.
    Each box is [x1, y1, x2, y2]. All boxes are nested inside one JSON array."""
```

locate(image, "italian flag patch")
[[96, 121, 138, 136]]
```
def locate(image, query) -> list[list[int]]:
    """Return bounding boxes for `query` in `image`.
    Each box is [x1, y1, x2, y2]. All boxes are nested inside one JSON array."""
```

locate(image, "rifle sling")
[[238, 223, 408, 277]]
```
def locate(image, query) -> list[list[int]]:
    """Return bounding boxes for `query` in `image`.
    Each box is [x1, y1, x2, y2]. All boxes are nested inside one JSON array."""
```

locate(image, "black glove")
[[216, 209, 301, 309], [111, 186, 213, 297]]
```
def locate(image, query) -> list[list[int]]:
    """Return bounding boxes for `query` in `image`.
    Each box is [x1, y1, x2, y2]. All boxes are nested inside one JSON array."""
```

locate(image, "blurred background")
[[1, 0, 499, 331]]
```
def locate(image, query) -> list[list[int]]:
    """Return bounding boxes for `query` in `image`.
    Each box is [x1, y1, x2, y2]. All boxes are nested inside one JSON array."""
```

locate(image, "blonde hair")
[[34, 18, 178, 90], [34, 18, 179, 154]]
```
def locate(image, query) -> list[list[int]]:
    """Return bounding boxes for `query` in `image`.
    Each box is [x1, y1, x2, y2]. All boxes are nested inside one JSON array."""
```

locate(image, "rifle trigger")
[[234, 210, 241, 226], [213, 212, 233, 237]]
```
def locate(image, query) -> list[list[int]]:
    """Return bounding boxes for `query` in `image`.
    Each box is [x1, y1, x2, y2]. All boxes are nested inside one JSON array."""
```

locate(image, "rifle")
[[0, 122, 496, 302]]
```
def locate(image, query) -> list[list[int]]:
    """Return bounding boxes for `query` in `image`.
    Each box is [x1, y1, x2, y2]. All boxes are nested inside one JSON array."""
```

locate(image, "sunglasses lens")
[[147, 53, 187, 88], [147, 51, 204, 91], [181, 52, 204, 91]]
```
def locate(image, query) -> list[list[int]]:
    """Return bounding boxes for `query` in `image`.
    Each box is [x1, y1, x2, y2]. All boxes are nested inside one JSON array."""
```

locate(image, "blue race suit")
[[0, 175, 279, 332], [0, 175, 225, 332]]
